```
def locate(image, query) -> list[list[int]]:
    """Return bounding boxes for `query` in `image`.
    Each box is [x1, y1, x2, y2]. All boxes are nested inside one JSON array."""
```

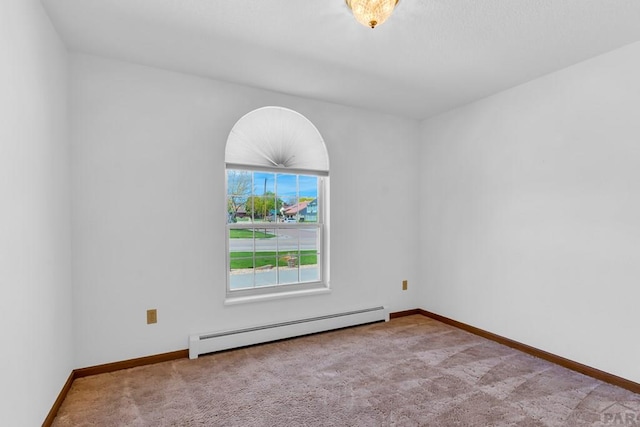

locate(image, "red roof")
[[283, 201, 309, 215]]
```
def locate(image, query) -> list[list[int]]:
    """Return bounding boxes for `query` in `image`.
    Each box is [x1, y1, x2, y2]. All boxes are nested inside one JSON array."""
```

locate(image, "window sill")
[[224, 287, 331, 306]]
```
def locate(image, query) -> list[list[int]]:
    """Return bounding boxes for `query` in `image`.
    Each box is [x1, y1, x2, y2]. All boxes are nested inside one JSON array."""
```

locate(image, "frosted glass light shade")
[[225, 106, 329, 174], [346, 0, 399, 29]]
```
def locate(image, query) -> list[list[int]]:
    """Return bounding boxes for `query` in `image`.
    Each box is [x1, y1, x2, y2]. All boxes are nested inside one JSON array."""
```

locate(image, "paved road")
[[229, 228, 318, 252]]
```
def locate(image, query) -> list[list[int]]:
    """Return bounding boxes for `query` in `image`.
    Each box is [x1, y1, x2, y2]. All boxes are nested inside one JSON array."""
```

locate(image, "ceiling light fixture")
[[346, 0, 399, 29]]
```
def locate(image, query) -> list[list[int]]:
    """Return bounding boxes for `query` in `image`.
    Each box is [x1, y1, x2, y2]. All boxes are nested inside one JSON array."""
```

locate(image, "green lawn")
[[229, 229, 276, 239], [230, 251, 318, 269]]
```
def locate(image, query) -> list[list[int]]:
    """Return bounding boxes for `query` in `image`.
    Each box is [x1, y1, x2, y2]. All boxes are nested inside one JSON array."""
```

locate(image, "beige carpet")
[[53, 315, 639, 426]]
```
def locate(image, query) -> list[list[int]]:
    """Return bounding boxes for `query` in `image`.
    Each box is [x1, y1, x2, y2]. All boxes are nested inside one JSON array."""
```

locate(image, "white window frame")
[[225, 167, 329, 300]]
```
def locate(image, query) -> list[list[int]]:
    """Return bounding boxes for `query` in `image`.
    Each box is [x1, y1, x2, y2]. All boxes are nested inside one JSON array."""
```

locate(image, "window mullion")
[[275, 175, 279, 286], [251, 172, 256, 288]]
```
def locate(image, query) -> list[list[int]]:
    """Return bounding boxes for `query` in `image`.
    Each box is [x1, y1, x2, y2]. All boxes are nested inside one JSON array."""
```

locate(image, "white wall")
[[0, 0, 72, 424], [420, 41, 640, 383], [70, 54, 420, 368]]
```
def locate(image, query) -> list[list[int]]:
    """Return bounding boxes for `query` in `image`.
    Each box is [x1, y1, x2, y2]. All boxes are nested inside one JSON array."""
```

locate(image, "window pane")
[[228, 227, 254, 290], [251, 172, 276, 222], [227, 170, 252, 222], [277, 227, 299, 253], [299, 175, 318, 223], [299, 175, 318, 198], [300, 227, 320, 283], [277, 227, 299, 285], [277, 173, 297, 220], [254, 252, 277, 287], [229, 253, 254, 290]]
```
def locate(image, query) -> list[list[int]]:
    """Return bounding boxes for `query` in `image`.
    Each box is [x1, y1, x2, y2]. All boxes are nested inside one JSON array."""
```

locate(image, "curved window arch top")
[[225, 106, 329, 176], [225, 107, 330, 302]]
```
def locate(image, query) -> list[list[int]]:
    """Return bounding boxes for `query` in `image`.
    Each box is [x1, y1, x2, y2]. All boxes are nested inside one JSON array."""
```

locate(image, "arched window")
[[225, 107, 329, 300]]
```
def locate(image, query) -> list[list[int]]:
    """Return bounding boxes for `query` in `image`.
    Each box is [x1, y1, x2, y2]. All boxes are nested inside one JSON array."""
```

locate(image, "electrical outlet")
[[402, 280, 408, 291], [147, 309, 157, 324]]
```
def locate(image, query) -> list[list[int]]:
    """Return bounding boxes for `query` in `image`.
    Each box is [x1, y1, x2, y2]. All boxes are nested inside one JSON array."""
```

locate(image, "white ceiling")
[[42, 0, 640, 120]]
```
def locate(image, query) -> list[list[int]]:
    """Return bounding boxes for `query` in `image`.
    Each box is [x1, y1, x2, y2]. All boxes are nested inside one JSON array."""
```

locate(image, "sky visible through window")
[[253, 172, 317, 200]]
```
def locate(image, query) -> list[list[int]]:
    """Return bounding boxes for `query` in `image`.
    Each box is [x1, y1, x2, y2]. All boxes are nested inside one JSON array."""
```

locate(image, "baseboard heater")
[[189, 306, 388, 359]]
